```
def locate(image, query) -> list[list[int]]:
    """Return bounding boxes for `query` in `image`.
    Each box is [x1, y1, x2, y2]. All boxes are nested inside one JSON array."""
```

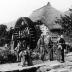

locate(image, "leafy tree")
[[0, 24, 7, 37], [55, 11, 72, 36], [7, 27, 14, 39], [0, 24, 8, 46]]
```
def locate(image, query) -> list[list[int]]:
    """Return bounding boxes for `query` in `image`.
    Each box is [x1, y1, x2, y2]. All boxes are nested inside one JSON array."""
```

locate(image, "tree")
[[0, 24, 7, 37], [55, 11, 72, 36], [0, 25, 7, 45]]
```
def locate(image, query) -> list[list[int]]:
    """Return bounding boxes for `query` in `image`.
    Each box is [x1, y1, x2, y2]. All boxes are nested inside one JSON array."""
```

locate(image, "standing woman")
[[48, 37, 53, 61], [19, 50, 27, 66], [14, 41, 21, 62], [57, 35, 65, 62], [26, 46, 33, 66]]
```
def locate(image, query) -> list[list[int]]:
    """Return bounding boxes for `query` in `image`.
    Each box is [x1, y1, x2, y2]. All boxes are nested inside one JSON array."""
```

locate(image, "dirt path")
[[0, 52, 72, 72]]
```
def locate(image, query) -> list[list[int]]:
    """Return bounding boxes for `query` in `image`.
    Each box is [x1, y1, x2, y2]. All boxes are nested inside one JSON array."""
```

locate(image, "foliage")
[[6, 27, 14, 40], [0, 50, 16, 64], [55, 11, 72, 36], [0, 24, 7, 37], [0, 25, 14, 46], [0, 24, 8, 46]]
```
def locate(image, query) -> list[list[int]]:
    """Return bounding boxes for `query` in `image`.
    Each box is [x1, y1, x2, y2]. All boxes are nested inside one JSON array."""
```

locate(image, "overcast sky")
[[0, 0, 72, 24]]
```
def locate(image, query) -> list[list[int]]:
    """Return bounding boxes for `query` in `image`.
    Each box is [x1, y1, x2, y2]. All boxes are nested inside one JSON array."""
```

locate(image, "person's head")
[[60, 35, 64, 38], [27, 46, 30, 49]]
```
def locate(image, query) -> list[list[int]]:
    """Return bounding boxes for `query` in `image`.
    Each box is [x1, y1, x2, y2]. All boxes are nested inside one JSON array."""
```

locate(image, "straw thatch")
[[29, 2, 64, 30]]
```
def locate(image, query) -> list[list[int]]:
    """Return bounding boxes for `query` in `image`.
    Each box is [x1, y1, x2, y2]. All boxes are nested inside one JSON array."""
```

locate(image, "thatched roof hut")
[[29, 2, 64, 31]]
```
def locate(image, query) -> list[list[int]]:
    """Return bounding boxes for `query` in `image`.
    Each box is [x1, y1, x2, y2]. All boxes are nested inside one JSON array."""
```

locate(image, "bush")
[[0, 50, 17, 64]]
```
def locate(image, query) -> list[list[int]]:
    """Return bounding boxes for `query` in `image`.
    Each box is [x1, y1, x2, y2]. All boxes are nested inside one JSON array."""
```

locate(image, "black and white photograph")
[[0, 0, 72, 72]]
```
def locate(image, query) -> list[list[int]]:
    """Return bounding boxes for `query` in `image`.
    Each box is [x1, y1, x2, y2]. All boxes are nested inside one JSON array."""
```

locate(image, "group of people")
[[19, 46, 33, 66], [49, 35, 66, 62], [38, 34, 66, 63], [14, 34, 66, 67], [14, 41, 33, 66]]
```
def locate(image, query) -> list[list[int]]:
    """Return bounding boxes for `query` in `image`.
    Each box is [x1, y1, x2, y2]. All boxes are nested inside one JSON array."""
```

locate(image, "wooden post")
[[11, 34, 14, 53]]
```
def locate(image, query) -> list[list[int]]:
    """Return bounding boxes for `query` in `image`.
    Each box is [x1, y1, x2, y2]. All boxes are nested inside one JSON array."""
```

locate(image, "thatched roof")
[[29, 2, 64, 30]]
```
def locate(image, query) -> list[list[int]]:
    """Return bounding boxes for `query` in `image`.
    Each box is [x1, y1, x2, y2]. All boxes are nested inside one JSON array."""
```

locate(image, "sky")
[[0, 0, 72, 24]]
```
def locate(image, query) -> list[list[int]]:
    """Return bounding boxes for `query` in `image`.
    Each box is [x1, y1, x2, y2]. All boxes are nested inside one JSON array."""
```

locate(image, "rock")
[[36, 66, 51, 72], [57, 68, 70, 72], [65, 52, 72, 62]]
